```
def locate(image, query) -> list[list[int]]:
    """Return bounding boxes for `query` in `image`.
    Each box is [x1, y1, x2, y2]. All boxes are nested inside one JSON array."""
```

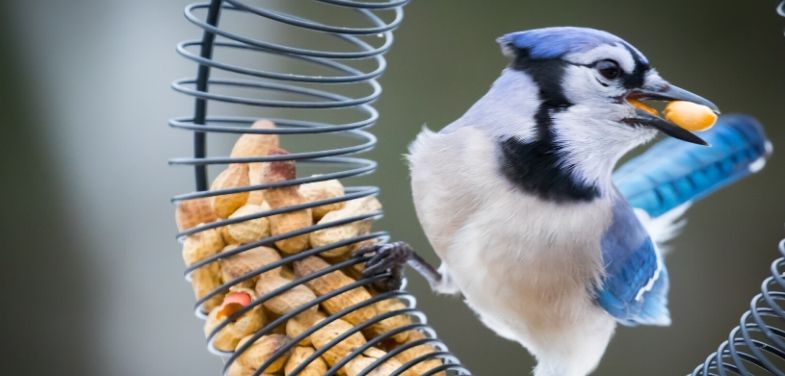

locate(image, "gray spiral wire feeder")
[[779, 1, 785, 29], [690, 239, 785, 376], [169, 1, 471, 375]]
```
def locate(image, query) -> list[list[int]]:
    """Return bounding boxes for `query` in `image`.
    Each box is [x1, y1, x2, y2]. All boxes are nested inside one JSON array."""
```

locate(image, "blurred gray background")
[[1, 1, 783, 375]]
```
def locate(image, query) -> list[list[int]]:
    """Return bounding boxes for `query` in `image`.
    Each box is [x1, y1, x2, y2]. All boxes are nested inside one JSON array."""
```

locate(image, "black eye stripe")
[[570, 59, 650, 88], [571, 60, 626, 81], [623, 61, 648, 88]]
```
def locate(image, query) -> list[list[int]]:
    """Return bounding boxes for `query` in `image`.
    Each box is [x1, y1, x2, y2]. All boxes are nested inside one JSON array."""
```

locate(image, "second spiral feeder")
[[690, 240, 785, 376], [170, 1, 470, 375]]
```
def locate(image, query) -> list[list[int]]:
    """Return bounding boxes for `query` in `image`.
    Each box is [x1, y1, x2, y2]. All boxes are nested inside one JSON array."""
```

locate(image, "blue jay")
[[360, 27, 772, 376]]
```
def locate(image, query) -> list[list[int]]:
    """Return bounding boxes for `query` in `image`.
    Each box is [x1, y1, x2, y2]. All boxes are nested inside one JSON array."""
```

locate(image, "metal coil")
[[689, 239, 785, 376], [779, 1, 785, 23], [169, 1, 471, 375]]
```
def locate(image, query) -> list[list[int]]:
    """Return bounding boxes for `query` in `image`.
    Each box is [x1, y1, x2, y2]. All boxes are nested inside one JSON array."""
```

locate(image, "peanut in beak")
[[663, 100, 718, 132], [628, 98, 717, 132], [628, 98, 659, 117]]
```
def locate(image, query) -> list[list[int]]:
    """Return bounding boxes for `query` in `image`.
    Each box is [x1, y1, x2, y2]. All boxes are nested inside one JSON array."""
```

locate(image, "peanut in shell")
[[255, 272, 319, 317], [286, 310, 326, 346], [221, 245, 281, 289], [221, 203, 271, 245], [228, 334, 291, 376], [311, 317, 367, 367], [210, 164, 251, 218], [365, 298, 412, 343], [264, 151, 313, 254], [233, 119, 279, 206], [191, 262, 224, 312], [344, 347, 405, 376], [392, 330, 445, 376], [204, 288, 266, 352], [299, 178, 346, 221], [182, 227, 225, 266], [294, 256, 378, 327], [176, 197, 218, 231], [310, 196, 382, 258], [284, 346, 328, 376]]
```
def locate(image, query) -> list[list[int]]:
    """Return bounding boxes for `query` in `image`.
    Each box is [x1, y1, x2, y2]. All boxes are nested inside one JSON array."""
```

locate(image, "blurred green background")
[[1, 1, 783, 375]]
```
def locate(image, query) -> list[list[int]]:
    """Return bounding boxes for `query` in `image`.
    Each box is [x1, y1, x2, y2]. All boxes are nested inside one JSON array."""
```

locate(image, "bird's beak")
[[623, 78, 719, 146]]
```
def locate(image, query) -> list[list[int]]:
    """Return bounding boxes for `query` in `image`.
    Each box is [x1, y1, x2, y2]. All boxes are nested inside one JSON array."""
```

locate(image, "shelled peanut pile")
[[175, 120, 444, 376]]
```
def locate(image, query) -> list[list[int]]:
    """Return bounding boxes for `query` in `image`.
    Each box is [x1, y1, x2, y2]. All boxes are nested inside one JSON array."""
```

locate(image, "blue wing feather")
[[598, 115, 770, 326], [614, 114, 770, 217], [598, 198, 670, 326]]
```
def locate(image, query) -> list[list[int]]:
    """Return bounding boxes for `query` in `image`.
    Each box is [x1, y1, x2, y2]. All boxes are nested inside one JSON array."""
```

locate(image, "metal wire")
[[170, 1, 471, 375], [689, 239, 785, 376], [780, 1, 785, 36], [779, 1, 785, 19]]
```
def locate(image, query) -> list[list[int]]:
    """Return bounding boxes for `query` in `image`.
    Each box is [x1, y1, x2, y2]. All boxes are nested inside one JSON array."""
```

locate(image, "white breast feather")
[[408, 125, 618, 376]]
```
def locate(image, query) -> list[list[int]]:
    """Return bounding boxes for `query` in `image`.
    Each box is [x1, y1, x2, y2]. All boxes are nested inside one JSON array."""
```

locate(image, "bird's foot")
[[355, 241, 448, 293], [355, 241, 414, 291]]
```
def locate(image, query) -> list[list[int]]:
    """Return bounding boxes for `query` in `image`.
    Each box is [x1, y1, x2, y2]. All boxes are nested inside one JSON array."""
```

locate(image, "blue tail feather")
[[614, 114, 771, 218]]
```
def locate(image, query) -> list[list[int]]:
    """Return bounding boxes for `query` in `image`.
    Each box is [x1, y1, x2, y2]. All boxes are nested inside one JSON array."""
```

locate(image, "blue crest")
[[498, 27, 648, 64]]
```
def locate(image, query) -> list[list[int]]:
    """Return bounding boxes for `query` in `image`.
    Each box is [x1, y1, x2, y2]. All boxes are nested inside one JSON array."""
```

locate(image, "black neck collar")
[[500, 49, 600, 202]]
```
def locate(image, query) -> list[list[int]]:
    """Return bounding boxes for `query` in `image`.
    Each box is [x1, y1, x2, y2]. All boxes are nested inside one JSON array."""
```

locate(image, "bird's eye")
[[595, 60, 622, 80]]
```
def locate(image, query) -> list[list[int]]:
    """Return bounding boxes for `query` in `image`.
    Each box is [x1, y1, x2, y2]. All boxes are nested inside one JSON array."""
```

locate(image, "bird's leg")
[[356, 241, 445, 292]]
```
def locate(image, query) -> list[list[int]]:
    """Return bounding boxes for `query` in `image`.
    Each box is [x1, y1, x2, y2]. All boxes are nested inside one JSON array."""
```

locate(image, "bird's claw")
[[355, 241, 412, 291]]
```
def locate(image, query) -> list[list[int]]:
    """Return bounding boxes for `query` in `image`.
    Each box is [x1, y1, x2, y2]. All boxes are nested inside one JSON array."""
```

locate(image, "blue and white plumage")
[[599, 115, 771, 328], [499, 27, 649, 64], [615, 114, 772, 217], [398, 27, 772, 376], [597, 195, 668, 326]]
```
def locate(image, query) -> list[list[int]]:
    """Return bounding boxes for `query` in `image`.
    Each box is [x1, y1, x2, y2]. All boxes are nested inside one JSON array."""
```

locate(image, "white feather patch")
[[749, 156, 767, 173], [635, 252, 663, 302], [633, 202, 691, 254]]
